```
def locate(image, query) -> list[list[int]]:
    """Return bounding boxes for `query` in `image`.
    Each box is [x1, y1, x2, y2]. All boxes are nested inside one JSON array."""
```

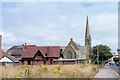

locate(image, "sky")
[[0, 1, 118, 52]]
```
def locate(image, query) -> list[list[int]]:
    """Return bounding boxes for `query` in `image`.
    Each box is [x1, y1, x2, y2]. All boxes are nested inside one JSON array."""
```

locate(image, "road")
[[109, 64, 119, 74]]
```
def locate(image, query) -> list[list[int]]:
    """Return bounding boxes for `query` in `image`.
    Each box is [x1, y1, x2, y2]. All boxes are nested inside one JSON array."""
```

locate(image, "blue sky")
[[0, 1, 118, 52]]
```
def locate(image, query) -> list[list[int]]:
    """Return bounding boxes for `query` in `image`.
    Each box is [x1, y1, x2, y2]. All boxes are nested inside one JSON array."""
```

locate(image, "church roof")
[[68, 38, 81, 50], [72, 40, 81, 49], [76, 46, 87, 60]]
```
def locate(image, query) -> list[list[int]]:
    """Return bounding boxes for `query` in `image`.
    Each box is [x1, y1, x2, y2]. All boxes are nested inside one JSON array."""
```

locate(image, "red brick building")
[[20, 46, 61, 65]]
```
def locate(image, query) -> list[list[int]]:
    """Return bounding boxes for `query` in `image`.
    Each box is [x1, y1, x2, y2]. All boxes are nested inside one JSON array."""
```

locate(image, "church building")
[[54, 16, 92, 64]]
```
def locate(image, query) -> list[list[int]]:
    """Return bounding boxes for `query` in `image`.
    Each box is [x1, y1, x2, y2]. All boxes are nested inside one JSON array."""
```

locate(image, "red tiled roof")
[[38, 46, 61, 58], [21, 46, 61, 58], [47, 46, 60, 57], [21, 47, 45, 58], [6, 45, 37, 55]]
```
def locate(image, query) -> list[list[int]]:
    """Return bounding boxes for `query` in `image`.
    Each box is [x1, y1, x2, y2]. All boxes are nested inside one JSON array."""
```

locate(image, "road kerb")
[[110, 68, 120, 79]]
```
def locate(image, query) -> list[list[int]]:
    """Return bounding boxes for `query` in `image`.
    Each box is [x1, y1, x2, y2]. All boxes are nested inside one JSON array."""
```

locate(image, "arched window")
[[67, 51, 72, 59]]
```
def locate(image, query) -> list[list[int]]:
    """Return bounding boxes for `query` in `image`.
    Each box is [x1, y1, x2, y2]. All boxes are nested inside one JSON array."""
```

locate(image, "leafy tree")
[[113, 57, 119, 63], [92, 44, 113, 65]]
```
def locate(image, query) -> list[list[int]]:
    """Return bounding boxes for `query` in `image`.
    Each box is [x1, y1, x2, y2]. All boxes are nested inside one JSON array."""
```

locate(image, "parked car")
[[109, 61, 115, 65], [116, 62, 119, 66]]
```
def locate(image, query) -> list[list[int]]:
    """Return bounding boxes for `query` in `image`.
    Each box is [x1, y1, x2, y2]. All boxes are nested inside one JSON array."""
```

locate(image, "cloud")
[[1, 2, 118, 52]]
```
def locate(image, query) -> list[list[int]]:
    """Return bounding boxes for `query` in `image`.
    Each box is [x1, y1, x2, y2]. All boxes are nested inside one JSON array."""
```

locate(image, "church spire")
[[85, 16, 91, 46], [85, 16, 92, 63]]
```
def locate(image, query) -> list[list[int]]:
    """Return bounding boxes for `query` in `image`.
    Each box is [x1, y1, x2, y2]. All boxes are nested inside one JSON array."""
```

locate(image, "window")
[[67, 51, 72, 59]]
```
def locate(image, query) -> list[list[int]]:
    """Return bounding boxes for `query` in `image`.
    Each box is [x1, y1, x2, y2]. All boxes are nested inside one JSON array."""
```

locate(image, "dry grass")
[[0, 64, 99, 78]]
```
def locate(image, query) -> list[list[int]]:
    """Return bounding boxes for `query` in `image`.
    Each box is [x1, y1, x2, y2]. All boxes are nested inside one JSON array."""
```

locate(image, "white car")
[[116, 62, 119, 66], [109, 61, 115, 65]]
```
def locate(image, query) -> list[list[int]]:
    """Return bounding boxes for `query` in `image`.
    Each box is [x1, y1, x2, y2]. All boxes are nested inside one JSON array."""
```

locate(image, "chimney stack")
[[25, 43, 27, 49], [47, 47, 50, 54], [21, 43, 27, 50]]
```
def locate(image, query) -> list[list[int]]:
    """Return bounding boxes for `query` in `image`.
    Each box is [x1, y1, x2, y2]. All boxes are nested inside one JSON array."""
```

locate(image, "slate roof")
[[11, 50, 22, 56], [21, 46, 61, 58], [76, 46, 87, 60], [0, 54, 19, 62], [8, 45, 22, 50], [8, 45, 37, 51]]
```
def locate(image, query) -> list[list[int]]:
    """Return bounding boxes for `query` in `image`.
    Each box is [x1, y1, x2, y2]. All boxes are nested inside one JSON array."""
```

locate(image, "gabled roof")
[[63, 45, 76, 54], [21, 47, 46, 58], [21, 46, 61, 58], [0, 54, 19, 62], [0, 56, 12, 62], [73, 41, 81, 49], [68, 38, 81, 50]]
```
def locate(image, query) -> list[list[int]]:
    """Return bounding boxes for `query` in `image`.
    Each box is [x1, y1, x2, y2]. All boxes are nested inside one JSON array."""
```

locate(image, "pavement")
[[93, 64, 119, 79]]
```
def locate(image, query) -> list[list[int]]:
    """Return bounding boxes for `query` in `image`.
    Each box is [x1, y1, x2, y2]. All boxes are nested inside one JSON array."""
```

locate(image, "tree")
[[92, 44, 113, 64], [113, 57, 119, 63]]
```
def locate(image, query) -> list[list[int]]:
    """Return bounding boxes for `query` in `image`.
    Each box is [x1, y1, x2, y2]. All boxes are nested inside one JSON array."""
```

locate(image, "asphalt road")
[[109, 63, 119, 74]]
